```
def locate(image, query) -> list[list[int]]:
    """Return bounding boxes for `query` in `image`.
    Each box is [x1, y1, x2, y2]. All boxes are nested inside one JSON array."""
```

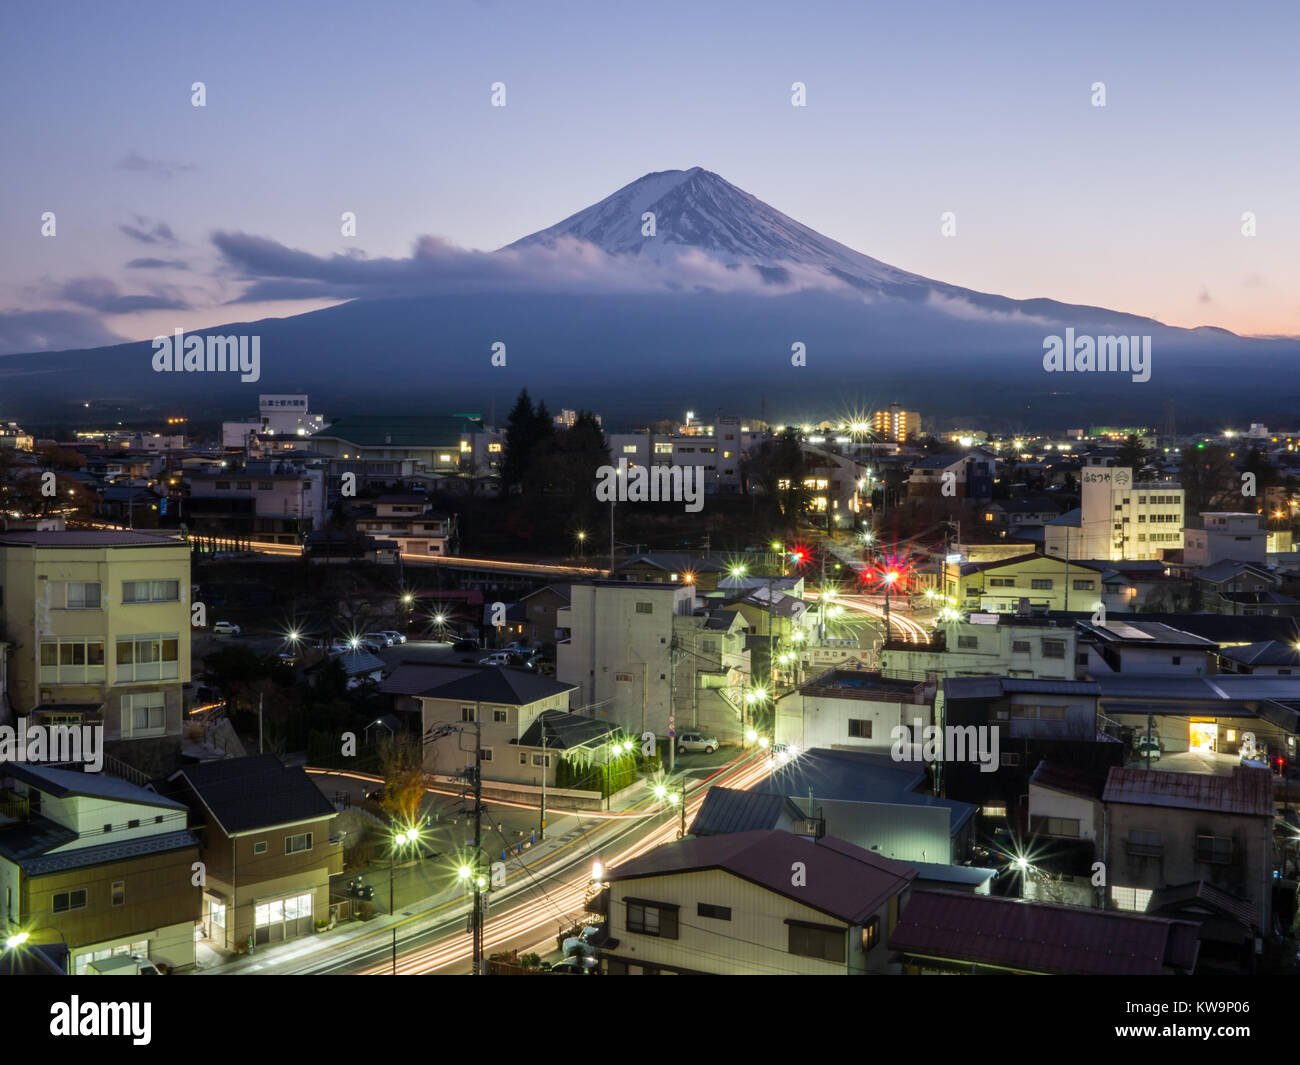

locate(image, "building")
[[1102, 765, 1274, 933], [777, 670, 934, 757], [889, 889, 1199, 975], [352, 494, 456, 555], [1184, 513, 1267, 566], [1074, 618, 1217, 677], [942, 553, 1108, 614], [0, 763, 200, 973], [872, 404, 920, 443], [168, 755, 341, 952], [0, 531, 191, 777], [598, 829, 916, 974], [221, 394, 326, 449], [1077, 465, 1184, 561], [309, 415, 495, 485], [185, 462, 326, 543], [557, 581, 695, 738], [381, 664, 582, 787]]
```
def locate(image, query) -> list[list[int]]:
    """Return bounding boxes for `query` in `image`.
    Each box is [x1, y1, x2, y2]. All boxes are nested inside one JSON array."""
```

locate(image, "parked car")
[[452, 639, 479, 652], [676, 731, 720, 754], [563, 925, 603, 958], [504, 642, 534, 655], [1135, 736, 1162, 761], [549, 956, 598, 975], [379, 630, 406, 644], [479, 652, 514, 667], [362, 632, 395, 647], [87, 955, 162, 975], [211, 621, 240, 636]]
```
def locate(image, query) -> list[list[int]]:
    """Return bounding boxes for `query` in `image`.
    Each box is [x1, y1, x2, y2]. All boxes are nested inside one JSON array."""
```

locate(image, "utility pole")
[[258, 692, 263, 755], [471, 703, 483, 975]]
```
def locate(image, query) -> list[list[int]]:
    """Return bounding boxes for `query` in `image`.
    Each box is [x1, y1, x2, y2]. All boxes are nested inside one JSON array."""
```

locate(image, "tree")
[[501, 390, 538, 489], [1179, 444, 1238, 520], [375, 733, 426, 824], [1115, 433, 1150, 473]]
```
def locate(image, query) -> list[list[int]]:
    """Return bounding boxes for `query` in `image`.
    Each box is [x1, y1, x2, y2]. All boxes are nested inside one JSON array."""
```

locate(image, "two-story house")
[[0, 763, 200, 973], [598, 829, 916, 975], [167, 755, 341, 951]]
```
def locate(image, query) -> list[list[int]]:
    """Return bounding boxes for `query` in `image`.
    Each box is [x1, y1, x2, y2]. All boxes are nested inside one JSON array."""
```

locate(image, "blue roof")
[[19, 829, 198, 876], [3, 764, 185, 809]]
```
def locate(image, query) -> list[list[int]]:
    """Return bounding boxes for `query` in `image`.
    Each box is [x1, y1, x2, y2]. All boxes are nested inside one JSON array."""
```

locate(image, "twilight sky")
[[3, 0, 1298, 355]]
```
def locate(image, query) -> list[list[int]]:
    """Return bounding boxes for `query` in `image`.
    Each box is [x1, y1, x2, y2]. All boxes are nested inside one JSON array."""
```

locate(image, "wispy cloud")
[[0, 310, 128, 356], [57, 277, 190, 314], [120, 215, 179, 246], [126, 257, 189, 270], [116, 152, 195, 180]]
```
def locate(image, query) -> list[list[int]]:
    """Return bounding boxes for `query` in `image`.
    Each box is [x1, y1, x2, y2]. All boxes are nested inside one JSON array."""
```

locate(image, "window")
[[285, 832, 313, 854], [1042, 640, 1065, 658], [254, 841, 268, 854], [1012, 641, 1031, 654], [1031, 579, 1053, 590], [1030, 815, 1081, 838], [847, 719, 872, 738], [103, 824, 111, 834], [258, 482, 274, 491], [39, 638, 106, 683], [493, 710, 508, 723], [787, 920, 845, 963], [982, 804, 1007, 818], [622, 445, 638, 454], [111, 881, 125, 906], [1072, 580, 1095, 591], [214, 480, 230, 490], [479, 748, 493, 762], [635, 602, 653, 614], [1000, 752, 1021, 766], [862, 916, 880, 951], [698, 903, 731, 921], [461, 706, 475, 722], [127, 819, 140, 829], [1111, 885, 1153, 912], [1127, 829, 1163, 856], [53, 889, 87, 913], [210, 900, 226, 929], [115, 634, 180, 682], [65, 582, 101, 609], [122, 579, 180, 603], [531, 754, 551, 767], [989, 577, 1015, 587], [236, 481, 251, 491], [520, 752, 528, 765], [1171, 656, 1181, 665], [957, 635, 978, 650], [626, 899, 678, 938], [1195, 835, 1233, 864], [614, 672, 633, 682], [122, 692, 166, 736]]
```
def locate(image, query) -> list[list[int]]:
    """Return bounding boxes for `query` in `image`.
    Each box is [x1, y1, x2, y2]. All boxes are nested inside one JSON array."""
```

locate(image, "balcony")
[[0, 790, 30, 824]]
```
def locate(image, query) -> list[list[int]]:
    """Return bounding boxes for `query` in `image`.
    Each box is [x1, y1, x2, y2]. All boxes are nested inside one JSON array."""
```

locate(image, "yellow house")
[[943, 554, 1105, 614], [0, 531, 192, 777]]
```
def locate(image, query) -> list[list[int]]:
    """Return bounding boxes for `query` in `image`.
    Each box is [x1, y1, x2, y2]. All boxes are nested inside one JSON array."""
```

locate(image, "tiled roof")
[[381, 663, 576, 706], [20, 829, 198, 876], [889, 889, 1199, 975], [1148, 880, 1260, 930], [689, 787, 806, 836], [608, 829, 915, 926], [1102, 765, 1273, 816], [171, 754, 336, 835]]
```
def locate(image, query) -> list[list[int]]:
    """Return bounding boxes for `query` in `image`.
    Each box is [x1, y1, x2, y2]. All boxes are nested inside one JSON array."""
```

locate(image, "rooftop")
[[311, 415, 484, 447], [0, 530, 184, 548], [170, 754, 336, 835], [517, 710, 620, 750], [1102, 764, 1273, 816], [381, 663, 576, 706], [608, 829, 915, 926]]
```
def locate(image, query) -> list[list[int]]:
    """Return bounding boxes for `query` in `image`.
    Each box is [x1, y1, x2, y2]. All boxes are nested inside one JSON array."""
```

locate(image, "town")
[[0, 395, 1297, 980]]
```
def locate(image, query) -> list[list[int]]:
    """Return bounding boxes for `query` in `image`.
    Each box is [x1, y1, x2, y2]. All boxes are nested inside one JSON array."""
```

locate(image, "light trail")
[[835, 593, 931, 643]]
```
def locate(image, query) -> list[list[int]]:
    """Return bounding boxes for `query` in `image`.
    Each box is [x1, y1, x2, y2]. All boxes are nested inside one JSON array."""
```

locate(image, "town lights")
[[592, 860, 604, 882], [457, 865, 473, 881], [402, 593, 413, 604], [730, 565, 747, 578], [746, 729, 758, 743], [4, 933, 30, 949]]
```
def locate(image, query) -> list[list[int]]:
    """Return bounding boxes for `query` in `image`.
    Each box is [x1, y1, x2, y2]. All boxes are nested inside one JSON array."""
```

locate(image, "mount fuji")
[[1, 167, 1295, 428]]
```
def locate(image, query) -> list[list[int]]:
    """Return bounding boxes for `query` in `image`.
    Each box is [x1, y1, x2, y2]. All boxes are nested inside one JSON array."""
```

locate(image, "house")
[[0, 530, 192, 778], [1216, 640, 1300, 675], [352, 494, 456, 556], [310, 650, 386, 690], [185, 462, 326, 544], [752, 748, 977, 864], [613, 554, 730, 591], [1193, 560, 1297, 616], [670, 609, 752, 743], [1148, 881, 1259, 974], [942, 553, 1111, 614], [519, 584, 571, 647], [0, 763, 200, 973], [309, 415, 494, 488], [1102, 765, 1275, 934], [688, 785, 820, 838], [1184, 512, 1268, 566], [167, 755, 341, 951], [1074, 618, 1217, 677], [598, 829, 916, 974], [778, 670, 935, 757], [380, 664, 580, 788], [888, 889, 1199, 975]]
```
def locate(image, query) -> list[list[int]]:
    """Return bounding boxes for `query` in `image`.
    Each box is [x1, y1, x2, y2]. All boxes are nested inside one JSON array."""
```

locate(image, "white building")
[[221, 394, 325, 449], [1076, 466, 1184, 561], [1183, 512, 1267, 566]]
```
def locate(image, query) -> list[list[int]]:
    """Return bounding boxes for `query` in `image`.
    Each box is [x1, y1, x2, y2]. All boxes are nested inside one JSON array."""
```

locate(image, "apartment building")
[[1184, 512, 1268, 566], [777, 670, 935, 756], [557, 581, 695, 737], [942, 553, 1109, 613], [1076, 465, 1184, 561], [872, 404, 920, 443], [0, 531, 191, 777], [186, 462, 326, 543], [168, 755, 341, 952], [221, 393, 327, 449], [0, 763, 200, 973], [352, 494, 456, 555]]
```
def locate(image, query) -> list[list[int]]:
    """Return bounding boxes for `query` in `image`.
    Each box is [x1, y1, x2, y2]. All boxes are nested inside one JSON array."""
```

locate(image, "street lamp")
[[653, 782, 687, 839], [388, 823, 422, 974], [577, 530, 587, 562]]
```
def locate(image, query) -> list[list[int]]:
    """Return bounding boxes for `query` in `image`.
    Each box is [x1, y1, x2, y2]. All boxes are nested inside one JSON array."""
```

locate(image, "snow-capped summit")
[[504, 167, 936, 292]]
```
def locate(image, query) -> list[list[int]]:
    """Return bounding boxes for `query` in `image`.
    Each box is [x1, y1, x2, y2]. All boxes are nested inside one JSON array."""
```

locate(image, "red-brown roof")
[[889, 889, 1199, 975], [1103, 765, 1274, 816]]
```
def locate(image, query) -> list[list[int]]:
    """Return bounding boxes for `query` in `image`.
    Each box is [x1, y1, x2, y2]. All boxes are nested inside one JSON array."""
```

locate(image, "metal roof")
[[1217, 640, 1300, 667], [944, 677, 1100, 700], [608, 829, 916, 926], [381, 663, 576, 705], [889, 889, 1199, 975], [19, 829, 198, 876], [689, 787, 806, 836], [3, 764, 185, 809], [517, 709, 618, 750], [171, 754, 336, 835], [1102, 765, 1273, 816]]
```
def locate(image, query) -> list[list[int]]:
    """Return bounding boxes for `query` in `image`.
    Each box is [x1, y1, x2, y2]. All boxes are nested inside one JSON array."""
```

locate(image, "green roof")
[[312, 415, 483, 448]]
